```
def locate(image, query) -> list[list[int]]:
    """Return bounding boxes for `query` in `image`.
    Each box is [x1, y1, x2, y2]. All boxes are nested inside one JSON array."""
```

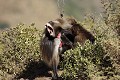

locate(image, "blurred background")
[[0, 0, 103, 30], [0, 0, 58, 30]]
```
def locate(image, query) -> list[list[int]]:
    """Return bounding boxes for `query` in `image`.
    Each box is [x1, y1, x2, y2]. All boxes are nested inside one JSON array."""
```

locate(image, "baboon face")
[[45, 18, 73, 38], [45, 20, 63, 38]]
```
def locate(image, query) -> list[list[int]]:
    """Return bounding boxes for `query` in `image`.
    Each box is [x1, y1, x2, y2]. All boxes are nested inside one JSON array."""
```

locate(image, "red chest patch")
[[59, 42, 63, 48], [57, 33, 63, 48]]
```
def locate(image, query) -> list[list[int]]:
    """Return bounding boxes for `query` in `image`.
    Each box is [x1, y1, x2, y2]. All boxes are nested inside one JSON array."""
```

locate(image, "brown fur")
[[66, 18, 95, 45], [40, 19, 66, 79]]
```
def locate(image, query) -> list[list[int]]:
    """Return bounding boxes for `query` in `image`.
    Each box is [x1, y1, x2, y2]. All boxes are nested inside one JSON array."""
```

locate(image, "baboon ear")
[[45, 23, 55, 37]]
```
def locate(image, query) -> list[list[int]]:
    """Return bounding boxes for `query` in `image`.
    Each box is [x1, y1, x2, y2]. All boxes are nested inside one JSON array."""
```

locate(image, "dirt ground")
[[16, 61, 63, 80]]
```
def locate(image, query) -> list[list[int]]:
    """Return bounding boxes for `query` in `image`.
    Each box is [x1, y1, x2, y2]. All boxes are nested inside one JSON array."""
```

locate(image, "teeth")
[[45, 23, 52, 28]]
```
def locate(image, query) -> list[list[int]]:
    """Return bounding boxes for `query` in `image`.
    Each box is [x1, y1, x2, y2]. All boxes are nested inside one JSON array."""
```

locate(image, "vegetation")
[[0, 24, 42, 79], [60, 38, 120, 80], [60, 0, 120, 80]]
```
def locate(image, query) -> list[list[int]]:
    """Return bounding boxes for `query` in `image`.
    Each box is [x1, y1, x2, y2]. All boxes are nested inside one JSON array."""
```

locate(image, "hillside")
[[0, 0, 58, 30]]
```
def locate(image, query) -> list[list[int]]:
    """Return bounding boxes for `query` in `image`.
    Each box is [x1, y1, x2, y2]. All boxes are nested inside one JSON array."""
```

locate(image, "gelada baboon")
[[40, 19, 72, 79], [59, 18, 95, 52], [66, 18, 95, 45], [40, 18, 95, 79]]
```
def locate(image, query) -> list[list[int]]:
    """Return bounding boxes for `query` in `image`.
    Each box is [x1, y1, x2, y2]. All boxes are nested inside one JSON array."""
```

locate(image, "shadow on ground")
[[15, 60, 52, 80]]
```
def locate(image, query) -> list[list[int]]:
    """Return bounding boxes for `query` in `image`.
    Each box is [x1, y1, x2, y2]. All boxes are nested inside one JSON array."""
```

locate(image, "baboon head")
[[44, 17, 95, 45], [44, 18, 72, 39]]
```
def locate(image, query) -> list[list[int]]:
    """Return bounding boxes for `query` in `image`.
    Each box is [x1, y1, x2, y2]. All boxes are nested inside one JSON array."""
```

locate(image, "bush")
[[0, 22, 119, 80], [0, 24, 42, 79], [0, 8, 120, 79], [60, 37, 120, 80]]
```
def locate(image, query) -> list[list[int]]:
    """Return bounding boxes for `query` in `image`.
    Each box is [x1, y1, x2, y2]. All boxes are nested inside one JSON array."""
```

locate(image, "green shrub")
[[60, 37, 120, 80], [0, 13, 119, 80], [0, 24, 42, 79], [0, 23, 119, 80], [101, 0, 120, 36]]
